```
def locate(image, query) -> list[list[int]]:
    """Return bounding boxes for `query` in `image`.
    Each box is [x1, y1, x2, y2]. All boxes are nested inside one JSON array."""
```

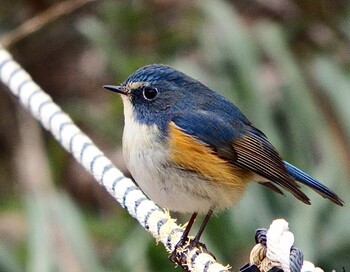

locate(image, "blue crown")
[[124, 64, 187, 85]]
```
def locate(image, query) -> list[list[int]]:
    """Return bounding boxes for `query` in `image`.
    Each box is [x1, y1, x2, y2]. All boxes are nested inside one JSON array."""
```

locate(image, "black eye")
[[142, 86, 159, 100]]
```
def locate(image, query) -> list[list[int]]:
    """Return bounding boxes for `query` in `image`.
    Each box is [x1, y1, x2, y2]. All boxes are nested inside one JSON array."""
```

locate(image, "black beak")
[[103, 85, 130, 95]]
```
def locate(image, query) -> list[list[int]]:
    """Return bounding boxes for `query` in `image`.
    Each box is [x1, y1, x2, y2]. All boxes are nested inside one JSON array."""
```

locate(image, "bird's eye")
[[142, 86, 159, 100]]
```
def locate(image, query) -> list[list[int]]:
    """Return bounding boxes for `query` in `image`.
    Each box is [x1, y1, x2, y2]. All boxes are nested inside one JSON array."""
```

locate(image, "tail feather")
[[284, 161, 344, 206]]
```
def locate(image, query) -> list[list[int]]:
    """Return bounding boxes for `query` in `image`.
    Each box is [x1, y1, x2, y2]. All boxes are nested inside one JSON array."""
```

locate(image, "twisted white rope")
[[249, 219, 324, 272], [0, 46, 229, 272], [301, 261, 324, 272], [269, 220, 324, 272], [266, 219, 295, 272]]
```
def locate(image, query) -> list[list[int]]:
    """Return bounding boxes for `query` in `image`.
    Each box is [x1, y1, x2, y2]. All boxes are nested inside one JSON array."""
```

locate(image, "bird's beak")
[[103, 85, 130, 95]]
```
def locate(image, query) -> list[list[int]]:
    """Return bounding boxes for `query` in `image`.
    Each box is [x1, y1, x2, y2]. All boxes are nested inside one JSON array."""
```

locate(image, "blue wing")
[[171, 111, 344, 206]]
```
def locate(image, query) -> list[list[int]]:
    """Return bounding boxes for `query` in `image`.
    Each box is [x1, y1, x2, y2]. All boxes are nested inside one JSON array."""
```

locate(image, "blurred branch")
[[309, 86, 350, 178], [15, 106, 53, 193], [305, 65, 350, 179], [0, 0, 94, 48]]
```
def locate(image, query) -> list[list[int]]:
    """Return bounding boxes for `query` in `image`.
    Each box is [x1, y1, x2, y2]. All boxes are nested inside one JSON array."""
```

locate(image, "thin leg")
[[180, 212, 197, 243], [193, 209, 213, 244], [170, 211, 215, 265], [170, 212, 198, 263]]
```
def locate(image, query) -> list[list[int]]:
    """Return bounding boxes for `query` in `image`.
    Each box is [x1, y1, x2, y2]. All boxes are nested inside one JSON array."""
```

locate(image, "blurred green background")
[[0, 0, 350, 271]]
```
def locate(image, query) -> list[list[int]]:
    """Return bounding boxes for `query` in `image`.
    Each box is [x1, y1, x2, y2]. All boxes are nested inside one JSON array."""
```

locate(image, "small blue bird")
[[104, 64, 343, 248]]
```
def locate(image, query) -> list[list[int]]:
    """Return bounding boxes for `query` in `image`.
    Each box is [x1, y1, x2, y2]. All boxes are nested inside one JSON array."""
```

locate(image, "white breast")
[[122, 97, 172, 206]]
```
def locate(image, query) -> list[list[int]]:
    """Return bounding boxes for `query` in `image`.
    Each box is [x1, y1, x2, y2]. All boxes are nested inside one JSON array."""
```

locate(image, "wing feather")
[[233, 132, 310, 204]]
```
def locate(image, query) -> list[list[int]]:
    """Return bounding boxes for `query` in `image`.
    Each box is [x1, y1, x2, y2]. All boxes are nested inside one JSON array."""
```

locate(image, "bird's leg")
[[170, 210, 216, 266], [170, 212, 197, 263], [176, 212, 197, 248], [192, 209, 213, 245], [188, 209, 216, 261]]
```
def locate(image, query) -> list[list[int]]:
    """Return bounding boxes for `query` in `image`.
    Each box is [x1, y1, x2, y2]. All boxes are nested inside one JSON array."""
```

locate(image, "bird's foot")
[[169, 237, 215, 269]]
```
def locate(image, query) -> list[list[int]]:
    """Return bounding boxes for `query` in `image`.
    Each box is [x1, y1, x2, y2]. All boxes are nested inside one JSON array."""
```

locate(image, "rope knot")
[[244, 219, 308, 272]]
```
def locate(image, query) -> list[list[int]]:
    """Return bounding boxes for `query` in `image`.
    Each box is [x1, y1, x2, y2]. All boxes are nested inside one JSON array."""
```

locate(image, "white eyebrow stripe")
[[126, 82, 149, 89]]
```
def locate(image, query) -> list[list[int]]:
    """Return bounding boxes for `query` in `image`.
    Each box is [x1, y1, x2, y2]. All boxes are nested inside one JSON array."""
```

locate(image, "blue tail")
[[284, 161, 344, 206]]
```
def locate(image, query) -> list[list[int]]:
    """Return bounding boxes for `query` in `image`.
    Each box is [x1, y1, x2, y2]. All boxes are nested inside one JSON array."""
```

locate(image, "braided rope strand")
[[0, 46, 229, 272], [266, 220, 294, 272], [249, 219, 324, 272]]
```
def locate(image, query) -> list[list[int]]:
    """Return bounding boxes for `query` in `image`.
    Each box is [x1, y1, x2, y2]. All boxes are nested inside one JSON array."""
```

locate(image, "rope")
[[247, 219, 324, 272], [0, 46, 229, 272]]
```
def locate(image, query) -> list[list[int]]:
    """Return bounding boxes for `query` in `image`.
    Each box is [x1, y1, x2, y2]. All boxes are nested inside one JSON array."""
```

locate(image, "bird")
[[104, 64, 344, 251]]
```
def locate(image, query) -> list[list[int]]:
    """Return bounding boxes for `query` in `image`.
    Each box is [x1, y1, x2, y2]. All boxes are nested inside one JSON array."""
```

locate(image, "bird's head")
[[104, 64, 212, 127]]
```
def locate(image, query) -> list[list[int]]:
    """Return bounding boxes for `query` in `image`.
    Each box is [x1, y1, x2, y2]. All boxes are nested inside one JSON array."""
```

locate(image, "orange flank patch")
[[168, 122, 252, 190]]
